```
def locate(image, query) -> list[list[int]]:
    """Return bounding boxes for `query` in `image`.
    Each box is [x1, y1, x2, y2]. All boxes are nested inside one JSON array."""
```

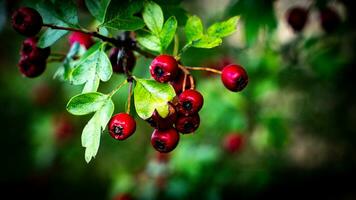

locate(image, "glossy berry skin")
[[147, 104, 177, 130], [221, 64, 248, 92], [169, 69, 191, 94], [18, 56, 46, 78], [320, 7, 341, 33], [223, 133, 244, 154], [11, 7, 43, 36], [109, 48, 136, 74], [286, 7, 309, 32], [175, 114, 200, 134], [21, 37, 50, 61], [150, 55, 178, 83], [151, 128, 180, 153], [108, 113, 136, 140], [177, 89, 204, 116], [68, 31, 94, 49]]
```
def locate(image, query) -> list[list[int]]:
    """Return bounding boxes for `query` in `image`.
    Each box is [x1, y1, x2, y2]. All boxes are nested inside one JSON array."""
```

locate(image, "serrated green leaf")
[[134, 79, 176, 119], [192, 35, 222, 49], [85, 0, 111, 23], [143, 1, 164, 35], [137, 32, 161, 53], [185, 15, 204, 42], [66, 92, 108, 115], [207, 16, 240, 38], [160, 16, 177, 51]]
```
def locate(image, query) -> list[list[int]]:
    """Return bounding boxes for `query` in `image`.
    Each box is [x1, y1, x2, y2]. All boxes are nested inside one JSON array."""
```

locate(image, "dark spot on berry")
[[154, 66, 164, 77], [113, 125, 124, 136], [14, 13, 24, 25], [236, 77, 247, 90], [184, 122, 193, 132], [182, 101, 192, 111], [22, 44, 32, 54], [155, 140, 166, 151]]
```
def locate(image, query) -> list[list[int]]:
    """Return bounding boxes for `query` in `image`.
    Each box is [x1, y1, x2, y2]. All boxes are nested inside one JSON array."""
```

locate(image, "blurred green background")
[[1, 0, 356, 199]]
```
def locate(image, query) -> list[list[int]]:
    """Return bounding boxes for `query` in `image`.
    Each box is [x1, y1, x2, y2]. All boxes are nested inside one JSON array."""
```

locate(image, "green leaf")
[[136, 32, 161, 53], [38, 28, 68, 49], [134, 79, 176, 119], [192, 35, 222, 49], [142, 1, 164, 35], [85, 0, 111, 23], [54, 42, 81, 81], [160, 16, 177, 51], [66, 92, 108, 115], [83, 76, 100, 93], [82, 99, 114, 163], [102, 16, 145, 31], [207, 16, 240, 38], [185, 15, 204, 42]]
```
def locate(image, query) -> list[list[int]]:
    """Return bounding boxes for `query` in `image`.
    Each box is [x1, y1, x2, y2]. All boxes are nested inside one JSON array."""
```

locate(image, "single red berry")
[[108, 113, 136, 140], [18, 56, 46, 78], [175, 114, 200, 134], [11, 7, 43, 36], [21, 37, 50, 61], [109, 48, 136, 74], [112, 193, 134, 200], [221, 64, 248, 92], [320, 7, 341, 33], [223, 133, 244, 154], [151, 128, 180, 153], [177, 89, 204, 116], [150, 55, 178, 83], [147, 104, 177, 130], [169, 69, 191, 94], [286, 7, 309, 32], [68, 31, 94, 49]]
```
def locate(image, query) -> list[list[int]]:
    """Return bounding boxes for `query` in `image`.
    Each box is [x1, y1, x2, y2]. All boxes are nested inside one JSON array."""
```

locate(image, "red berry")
[[320, 7, 341, 33], [11, 7, 43, 36], [223, 133, 244, 154], [108, 113, 136, 140], [21, 37, 50, 61], [151, 128, 179, 153], [286, 7, 309, 32], [169, 69, 191, 94], [147, 104, 177, 130], [177, 89, 204, 116], [18, 56, 46, 78], [150, 55, 178, 83], [109, 48, 136, 74], [68, 31, 94, 49], [175, 114, 200, 134], [221, 64, 248, 92]]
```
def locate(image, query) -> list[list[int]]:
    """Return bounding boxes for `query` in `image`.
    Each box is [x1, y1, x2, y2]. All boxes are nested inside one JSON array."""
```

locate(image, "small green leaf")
[[143, 1, 164, 35], [38, 28, 68, 48], [134, 79, 176, 119], [82, 76, 100, 93], [136, 32, 161, 53], [85, 0, 111, 23], [207, 16, 240, 38], [160, 16, 177, 51], [66, 92, 108, 116], [185, 15, 204, 42], [192, 35, 222, 49], [54, 42, 81, 81]]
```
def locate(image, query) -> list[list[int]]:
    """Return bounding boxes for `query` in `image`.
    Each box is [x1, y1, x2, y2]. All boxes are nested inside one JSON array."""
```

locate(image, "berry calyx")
[[221, 64, 248, 92], [11, 7, 43, 36], [150, 55, 178, 83], [151, 128, 180, 153], [18, 56, 46, 78], [68, 31, 94, 49], [320, 7, 341, 33], [175, 114, 200, 134], [21, 37, 50, 61], [109, 48, 136, 74], [147, 104, 177, 130], [286, 7, 309, 32], [177, 89, 204, 116], [108, 113, 136, 140], [169, 69, 191, 94], [223, 133, 244, 154]]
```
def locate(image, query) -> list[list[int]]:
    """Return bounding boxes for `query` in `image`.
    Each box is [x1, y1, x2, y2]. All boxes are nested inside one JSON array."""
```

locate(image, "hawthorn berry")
[[109, 48, 136, 74], [286, 7, 309, 32], [221, 64, 248, 92], [151, 128, 180, 153], [68, 31, 94, 49], [320, 7, 341, 33], [175, 114, 200, 134], [21, 37, 50, 61], [177, 89, 204, 116], [147, 104, 177, 130], [169, 69, 191, 94], [11, 7, 43, 36], [18, 56, 46, 78], [223, 133, 244, 154], [108, 113, 136, 140], [150, 55, 178, 83]]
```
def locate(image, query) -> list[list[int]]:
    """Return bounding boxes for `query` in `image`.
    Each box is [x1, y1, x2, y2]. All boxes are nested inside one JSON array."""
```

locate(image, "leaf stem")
[[184, 66, 222, 74], [108, 80, 128, 97], [175, 43, 191, 60], [126, 81, 134, 114], [173, 34, 179, 56]]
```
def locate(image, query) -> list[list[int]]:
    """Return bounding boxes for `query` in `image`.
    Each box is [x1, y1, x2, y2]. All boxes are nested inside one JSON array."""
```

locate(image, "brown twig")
[[184, 66, 222, 74]]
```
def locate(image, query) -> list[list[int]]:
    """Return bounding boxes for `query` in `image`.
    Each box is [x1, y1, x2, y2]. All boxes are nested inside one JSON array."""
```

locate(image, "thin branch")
[[132, 46, 156, 58], [184, 66, 222, 74], [126, 81, 133, 114]]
